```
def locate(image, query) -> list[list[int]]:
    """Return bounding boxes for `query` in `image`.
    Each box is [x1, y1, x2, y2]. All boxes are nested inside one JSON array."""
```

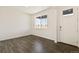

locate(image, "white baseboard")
[[33, 34, 57, 42], [54, 40, 58, 43], [0, 32, 32, 41]]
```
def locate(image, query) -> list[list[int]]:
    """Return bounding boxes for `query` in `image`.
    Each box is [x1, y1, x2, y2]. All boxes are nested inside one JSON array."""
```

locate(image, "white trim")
[[0, 32, 31, 41], [33, 34, 56, 42], [63, 13, 74, 16]]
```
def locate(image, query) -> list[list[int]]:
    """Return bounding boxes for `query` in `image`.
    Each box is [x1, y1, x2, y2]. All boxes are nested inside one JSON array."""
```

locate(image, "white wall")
[[32, 7, 57, 41], [0, 7, 32, 41], [77, 7, 79, 47]]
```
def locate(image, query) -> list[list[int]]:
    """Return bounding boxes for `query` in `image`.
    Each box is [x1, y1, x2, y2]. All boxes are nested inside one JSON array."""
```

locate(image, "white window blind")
[[34, 15, 47, 29]]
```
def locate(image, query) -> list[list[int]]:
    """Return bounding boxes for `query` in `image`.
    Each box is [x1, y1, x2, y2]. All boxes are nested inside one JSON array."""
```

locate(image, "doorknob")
[[60, 26, 62, 31]]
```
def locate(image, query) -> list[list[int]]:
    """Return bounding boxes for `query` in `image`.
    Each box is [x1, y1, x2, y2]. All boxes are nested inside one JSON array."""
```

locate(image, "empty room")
[[0, 6, 79, 53]]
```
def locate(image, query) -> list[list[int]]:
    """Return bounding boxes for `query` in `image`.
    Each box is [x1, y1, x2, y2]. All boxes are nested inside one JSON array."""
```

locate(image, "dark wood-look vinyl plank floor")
[[0, 35, 79, 53]]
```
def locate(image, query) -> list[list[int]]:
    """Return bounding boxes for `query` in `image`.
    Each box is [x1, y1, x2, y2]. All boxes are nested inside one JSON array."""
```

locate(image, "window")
[[34, 15, 47, 29], [63, 8, 73, 15]]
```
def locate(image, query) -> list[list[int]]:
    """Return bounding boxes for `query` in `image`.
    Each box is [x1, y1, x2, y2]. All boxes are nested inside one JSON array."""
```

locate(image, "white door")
[[60, 7, 78, 46]]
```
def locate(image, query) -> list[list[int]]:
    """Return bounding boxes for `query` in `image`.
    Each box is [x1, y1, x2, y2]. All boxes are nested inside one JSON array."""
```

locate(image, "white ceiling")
[[14, 6, 50, 14]]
